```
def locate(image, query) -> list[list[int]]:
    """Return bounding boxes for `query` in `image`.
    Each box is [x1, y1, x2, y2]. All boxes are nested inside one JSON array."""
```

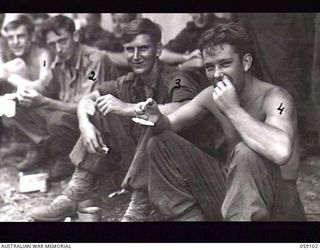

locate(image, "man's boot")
[[30, 195, 77, 222], [16, 144, 47, 171], [121, 190, 151, 222], [0, 141, 27, 158]]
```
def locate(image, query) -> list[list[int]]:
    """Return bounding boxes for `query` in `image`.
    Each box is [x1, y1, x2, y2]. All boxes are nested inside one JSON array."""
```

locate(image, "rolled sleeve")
[[168, 73, 199, 102]]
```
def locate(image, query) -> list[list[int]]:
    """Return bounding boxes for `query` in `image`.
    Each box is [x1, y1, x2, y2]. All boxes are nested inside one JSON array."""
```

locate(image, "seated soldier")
[[0, 13, 53, 168], [160, 13, 229, 90], [136, 22, 306, 221], [78, 13, 109, 48], [31, 13, 50, 48], [30, 18, 200, 222], [93, 13, 138, 76], [4, 15, 118, 180]]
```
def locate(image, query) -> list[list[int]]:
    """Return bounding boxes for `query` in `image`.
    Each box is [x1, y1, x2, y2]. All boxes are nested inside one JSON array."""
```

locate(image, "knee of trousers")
[[232, 142, 261, 164], [147, 131, 175, 157], [46, 111, 72, 135], [229, 142, 279, 183]]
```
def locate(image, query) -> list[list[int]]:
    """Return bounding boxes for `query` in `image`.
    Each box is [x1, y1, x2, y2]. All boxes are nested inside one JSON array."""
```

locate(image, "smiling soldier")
[[30, 18, 200, 222], [136, 22, 305, 221]]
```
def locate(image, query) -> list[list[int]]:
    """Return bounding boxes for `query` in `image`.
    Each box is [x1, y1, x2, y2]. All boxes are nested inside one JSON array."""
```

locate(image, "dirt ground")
[[0, 130, 320, 222]]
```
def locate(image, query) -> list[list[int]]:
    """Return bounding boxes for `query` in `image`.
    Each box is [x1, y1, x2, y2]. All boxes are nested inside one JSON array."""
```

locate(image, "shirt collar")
[[67, 43, 82, 71], [132, 60, 162, 90]]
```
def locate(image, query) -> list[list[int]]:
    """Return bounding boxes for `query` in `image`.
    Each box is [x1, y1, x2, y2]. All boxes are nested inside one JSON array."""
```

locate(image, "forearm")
[[160, 49, 188, 65], [158, 101, 189, 115], [41, 97, 78, 114], [105, 51, 129, 67], [179, 58, 203, 71], [7, 74, 42, 90], [78, 91, 101, 127], [226, 107, 292, 165]]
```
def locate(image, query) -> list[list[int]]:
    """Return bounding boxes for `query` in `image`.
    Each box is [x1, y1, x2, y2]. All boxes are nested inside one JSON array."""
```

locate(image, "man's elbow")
[[274, 136, 293, 165]]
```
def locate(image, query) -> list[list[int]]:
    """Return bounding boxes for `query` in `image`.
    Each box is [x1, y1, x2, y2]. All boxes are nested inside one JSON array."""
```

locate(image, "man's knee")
[[46, 111, 74, 134], [229, 141, 267, 176], [233, 142, 258, 159], [147, 131, 174, 155]]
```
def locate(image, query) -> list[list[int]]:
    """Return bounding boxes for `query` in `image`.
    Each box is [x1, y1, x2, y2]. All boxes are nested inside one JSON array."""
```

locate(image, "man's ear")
[[73, 31, 80, 42], [242, 53, 253, 72], [156, 42, 163, 58]]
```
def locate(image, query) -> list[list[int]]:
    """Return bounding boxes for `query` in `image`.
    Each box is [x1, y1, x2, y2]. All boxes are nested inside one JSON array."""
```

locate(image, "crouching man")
[[136, 22, 305, 221], [30, 18, 200, 222]]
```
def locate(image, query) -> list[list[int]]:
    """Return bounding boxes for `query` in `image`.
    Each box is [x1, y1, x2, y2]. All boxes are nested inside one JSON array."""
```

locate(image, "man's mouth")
[[132, 61, 144, 67], [13, 47, 23, 51]]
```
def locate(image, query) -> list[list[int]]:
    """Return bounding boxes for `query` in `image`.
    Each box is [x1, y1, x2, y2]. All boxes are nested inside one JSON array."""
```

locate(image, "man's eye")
[[221, 62, 231, 68], [205, 66, 214, 71], [125, 47, 134, 53], [59, 40, 67, 45], [140, 46, 149, 51]]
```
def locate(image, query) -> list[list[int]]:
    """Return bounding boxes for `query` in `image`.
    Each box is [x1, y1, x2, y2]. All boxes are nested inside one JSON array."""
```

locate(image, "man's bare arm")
[[158, 100, 189, 115], [160, 49, 190, 65], [7, 51, 52, 91], [168, 89, 210, 132], [225, 88, 296, 165], [40, 97, 78, 113], [178, 57, 203, 72], [78, 91, 101, 126], [105, 51, 129, 67]]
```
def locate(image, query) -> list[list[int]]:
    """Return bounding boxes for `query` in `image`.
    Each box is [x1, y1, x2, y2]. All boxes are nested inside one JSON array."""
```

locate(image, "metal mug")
[[77, 207, 102, 222]]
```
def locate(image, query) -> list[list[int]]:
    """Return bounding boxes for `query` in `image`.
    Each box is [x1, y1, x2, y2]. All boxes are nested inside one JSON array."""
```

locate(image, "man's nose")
[[133, 48, 140, 60], [213, 67, 222, 79], [13, 36, 19, 45], [56, 44, 63, 53]]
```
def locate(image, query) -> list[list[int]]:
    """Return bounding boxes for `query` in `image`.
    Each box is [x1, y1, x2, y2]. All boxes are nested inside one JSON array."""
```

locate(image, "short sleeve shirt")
[[47, 44, 119, 103], [97, 62, 199, 105]]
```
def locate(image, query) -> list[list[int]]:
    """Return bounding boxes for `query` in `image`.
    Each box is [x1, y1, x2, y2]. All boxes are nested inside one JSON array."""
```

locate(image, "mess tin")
[[77, 207, 102, 222]]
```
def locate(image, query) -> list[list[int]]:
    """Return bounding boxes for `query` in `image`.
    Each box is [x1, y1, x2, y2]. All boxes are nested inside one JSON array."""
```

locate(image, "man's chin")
[[132, 68, 147, 75], [12, 50, 25, 57]]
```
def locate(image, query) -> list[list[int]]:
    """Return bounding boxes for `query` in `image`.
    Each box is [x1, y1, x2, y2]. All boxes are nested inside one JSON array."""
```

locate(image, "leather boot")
[[16, 144, 47, 171], [30, 195, 77, 222], [121, 190, 151, 222]]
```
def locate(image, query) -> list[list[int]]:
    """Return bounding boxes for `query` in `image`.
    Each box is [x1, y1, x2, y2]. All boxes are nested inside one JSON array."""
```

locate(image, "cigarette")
[[102, 146, 109, 154]]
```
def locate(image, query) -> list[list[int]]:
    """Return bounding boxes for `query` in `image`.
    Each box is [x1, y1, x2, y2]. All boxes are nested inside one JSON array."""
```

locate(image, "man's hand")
[[134, 98, 162, 125], [80, 121, 106, 155], [179, 57, 203, 72], [96, 94, 134, 116], [0, 65, 9, 81], [186, 49, 202, 61], [212, 75, 240, 115], [17, 87, 45, 108]]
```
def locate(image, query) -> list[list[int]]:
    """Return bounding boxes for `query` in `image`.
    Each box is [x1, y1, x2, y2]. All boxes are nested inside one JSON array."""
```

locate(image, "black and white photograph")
[[0, 12, 319, 231]]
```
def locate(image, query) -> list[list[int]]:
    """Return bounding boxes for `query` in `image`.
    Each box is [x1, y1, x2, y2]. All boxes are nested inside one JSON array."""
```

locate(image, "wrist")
[[177, 63, 183, 71], [79, 117, 91, 131], [127, 103, 137, 117], [225, 105, 243, 118], [154, 114, 171, 133], [38, 95, 46, 106]]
